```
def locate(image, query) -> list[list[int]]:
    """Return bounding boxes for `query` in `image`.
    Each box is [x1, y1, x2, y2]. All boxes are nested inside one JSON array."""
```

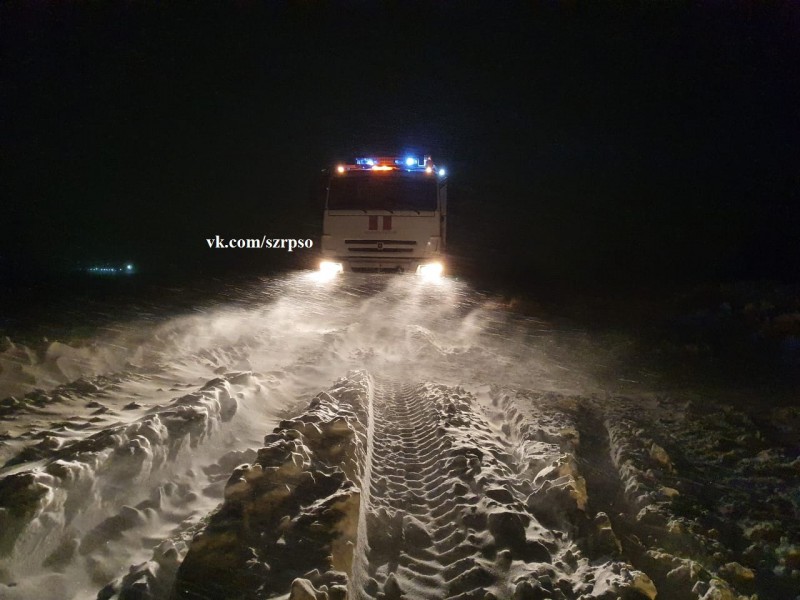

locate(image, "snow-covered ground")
[[0, 273, 797, 599]]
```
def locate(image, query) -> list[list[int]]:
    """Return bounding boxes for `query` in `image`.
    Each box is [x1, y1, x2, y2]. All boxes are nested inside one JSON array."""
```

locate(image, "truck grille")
[[345, 240, 417, 253], [348, 247, 413, 253], [344, 240, 417, 245]]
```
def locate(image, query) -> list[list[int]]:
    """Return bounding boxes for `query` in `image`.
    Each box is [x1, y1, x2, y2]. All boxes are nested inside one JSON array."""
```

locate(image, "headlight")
[[416, 262, 443, 281], [319, 261, 344, 277]]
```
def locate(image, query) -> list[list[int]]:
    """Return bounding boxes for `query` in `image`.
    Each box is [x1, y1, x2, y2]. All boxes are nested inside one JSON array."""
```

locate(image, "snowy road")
[[0, 273, 797, 599]]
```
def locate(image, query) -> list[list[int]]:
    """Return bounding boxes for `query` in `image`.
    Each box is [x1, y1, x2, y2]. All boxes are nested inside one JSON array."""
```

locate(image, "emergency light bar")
[[336, 154, 446, 176]]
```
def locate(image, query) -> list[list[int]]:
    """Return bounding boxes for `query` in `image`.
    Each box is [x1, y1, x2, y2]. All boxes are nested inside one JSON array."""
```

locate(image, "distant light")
[[438, 168, 446, 177], [425, 166, 433, 174], [88, 266, 118, 274], [336, 165, 345, 173], [405, 157, 416, 167], [126, 263, 133, 271]]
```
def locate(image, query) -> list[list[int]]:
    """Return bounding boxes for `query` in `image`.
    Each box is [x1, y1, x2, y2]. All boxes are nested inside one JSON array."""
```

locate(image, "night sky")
[[3, 1, 799, 286]]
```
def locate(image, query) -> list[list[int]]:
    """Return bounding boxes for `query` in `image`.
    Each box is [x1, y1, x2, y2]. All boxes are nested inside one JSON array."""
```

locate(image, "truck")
[[318, 154, 447, 279]]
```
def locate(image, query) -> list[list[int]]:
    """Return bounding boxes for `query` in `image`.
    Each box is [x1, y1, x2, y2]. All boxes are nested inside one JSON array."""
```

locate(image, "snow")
[[0, 273, 797, 599]]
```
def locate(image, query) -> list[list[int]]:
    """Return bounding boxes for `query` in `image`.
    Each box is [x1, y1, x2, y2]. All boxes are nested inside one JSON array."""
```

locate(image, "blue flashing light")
[[438, 168, 446, 177], [405, 157, 416, 167]]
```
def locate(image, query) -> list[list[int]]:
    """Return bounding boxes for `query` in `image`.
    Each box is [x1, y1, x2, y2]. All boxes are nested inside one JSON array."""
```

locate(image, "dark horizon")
[[3, 1, 799, 286]]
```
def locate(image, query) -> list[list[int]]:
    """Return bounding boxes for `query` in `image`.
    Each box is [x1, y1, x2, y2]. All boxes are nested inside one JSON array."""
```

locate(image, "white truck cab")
[[319, 155, 447, 279]]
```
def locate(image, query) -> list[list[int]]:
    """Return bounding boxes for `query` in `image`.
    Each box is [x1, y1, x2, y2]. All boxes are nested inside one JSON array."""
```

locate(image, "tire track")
[[351, 379, 477, 600]]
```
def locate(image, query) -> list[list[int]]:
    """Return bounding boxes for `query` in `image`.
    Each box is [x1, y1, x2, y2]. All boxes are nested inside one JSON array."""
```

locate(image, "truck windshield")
[[327, 172, 437, 211]]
